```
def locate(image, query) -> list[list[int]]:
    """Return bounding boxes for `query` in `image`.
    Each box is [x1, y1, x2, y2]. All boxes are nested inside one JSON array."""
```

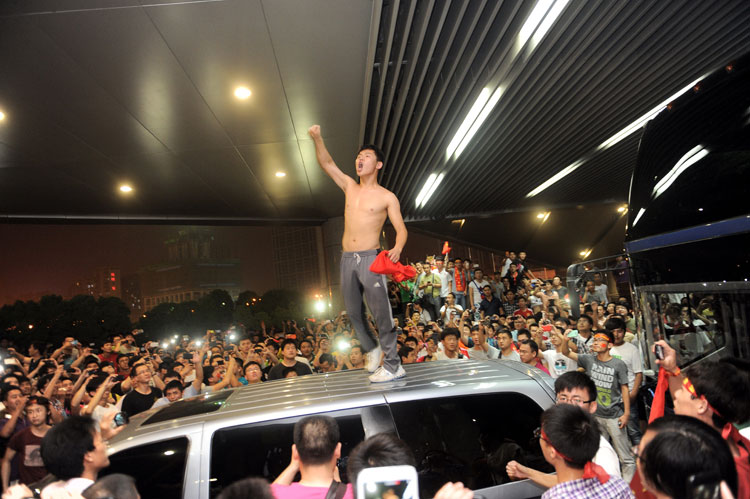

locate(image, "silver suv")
[[103, 360, 555, 499]]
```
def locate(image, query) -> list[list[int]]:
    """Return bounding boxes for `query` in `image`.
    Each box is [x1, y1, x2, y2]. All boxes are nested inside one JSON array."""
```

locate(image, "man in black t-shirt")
[[121, 364, 162, 418], [267, 340, 312, 380], [479, 285, 502, 318]]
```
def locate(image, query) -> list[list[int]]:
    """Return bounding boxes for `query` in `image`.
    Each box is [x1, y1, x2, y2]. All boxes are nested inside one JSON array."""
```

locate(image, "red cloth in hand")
[[369, 251, 416, 283]]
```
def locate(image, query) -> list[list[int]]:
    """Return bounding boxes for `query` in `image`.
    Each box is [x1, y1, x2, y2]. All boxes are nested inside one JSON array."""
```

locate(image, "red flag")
[[442, 241, 452, 255], [648, 367, 670, 423]]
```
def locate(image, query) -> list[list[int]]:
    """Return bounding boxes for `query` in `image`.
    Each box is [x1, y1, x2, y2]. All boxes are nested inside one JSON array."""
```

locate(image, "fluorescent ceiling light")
[[420, 173, 444, 209], [415, 173, 437, 207], [446, 88, 490, 159], [531, 0, 570, 47], [454, 86, 504, 158], [597, 76, 705, 151], [525, 159, 584, 198], [652, 145, 709, 199], [632, 207, 646, 227], [517, 0, 553, 53]]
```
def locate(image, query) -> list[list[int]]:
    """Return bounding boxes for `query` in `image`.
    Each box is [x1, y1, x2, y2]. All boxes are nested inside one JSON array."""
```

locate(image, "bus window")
[[638, 284, 749, 367]]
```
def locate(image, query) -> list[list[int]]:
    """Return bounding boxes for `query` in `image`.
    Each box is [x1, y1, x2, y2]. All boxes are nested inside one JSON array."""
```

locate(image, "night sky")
[[0, 224, 277, 305]]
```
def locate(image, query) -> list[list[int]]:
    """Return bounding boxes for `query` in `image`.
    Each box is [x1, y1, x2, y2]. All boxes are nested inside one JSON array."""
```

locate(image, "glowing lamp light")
[[275, 172, 286, 178], [119, 184, 133, 193], [314, 300, 325, 313], [234, 87, 252, 99]]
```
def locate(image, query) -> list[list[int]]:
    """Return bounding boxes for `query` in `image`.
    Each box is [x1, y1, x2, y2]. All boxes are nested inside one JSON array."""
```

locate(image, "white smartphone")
[[356, 465, 419, 499]]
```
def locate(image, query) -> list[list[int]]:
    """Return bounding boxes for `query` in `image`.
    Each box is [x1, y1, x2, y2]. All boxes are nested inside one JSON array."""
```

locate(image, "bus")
[[624, 49, 750, 370]]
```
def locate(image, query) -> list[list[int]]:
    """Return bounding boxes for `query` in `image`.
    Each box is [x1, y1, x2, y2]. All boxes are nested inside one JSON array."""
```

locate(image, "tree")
[[0, 294, 132, 347], [255, 289, 305, 328], [196, 289, 234, 330]]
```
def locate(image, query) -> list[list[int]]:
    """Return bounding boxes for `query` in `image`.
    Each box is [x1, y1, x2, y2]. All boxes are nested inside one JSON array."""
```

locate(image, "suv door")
[[204, 405, 394, 498], [389, 392, 551, 499], [103, 429, 202, 499]]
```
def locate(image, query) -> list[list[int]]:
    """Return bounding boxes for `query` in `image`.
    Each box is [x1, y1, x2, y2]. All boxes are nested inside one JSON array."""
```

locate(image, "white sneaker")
[[366, 345, 382, 373], [368, 365, 406, 383]]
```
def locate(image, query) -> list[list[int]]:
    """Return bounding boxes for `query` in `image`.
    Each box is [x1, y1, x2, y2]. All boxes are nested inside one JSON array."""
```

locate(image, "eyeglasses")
[[534, 427, 574, 463], [631, 445, 645, 463], [556, 395, 594, 405]]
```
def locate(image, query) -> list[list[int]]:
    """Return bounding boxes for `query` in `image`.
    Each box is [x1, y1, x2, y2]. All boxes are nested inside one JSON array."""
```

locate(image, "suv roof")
[[109, 359, 555, 448]]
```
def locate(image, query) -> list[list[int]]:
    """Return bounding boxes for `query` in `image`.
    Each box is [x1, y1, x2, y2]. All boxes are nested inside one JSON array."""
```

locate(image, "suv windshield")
[[143, 390, 232, 425]]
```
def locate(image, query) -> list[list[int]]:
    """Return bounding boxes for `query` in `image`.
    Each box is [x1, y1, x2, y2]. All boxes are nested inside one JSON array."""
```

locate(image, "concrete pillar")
[[322, 216, 345, 316]]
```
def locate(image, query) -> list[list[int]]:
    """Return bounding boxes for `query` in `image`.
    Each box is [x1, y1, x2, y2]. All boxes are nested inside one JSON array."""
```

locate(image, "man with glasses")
[[530, 405, 630, 498], [120, 363, 162, 418], [560, 329, 635, 481], [506, 372, 621, 489]]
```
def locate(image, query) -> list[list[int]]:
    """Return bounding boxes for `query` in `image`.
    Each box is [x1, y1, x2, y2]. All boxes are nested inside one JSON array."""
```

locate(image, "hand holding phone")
[[113, 412, 129, 427], [356, 465, 419, 499]]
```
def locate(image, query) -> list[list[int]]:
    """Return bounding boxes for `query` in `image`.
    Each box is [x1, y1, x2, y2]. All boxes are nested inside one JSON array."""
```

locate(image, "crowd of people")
[[0, 249, 747, 498]]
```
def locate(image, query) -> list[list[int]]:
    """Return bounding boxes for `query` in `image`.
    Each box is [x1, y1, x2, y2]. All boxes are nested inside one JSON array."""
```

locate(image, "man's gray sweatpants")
[[340, 250, 400, 374]]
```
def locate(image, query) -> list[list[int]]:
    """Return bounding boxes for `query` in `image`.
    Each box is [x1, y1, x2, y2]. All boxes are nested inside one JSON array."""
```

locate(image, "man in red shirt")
[[98, 340, 118, 364], [513, 297, 534, 319], [452, 257, 467, 309]]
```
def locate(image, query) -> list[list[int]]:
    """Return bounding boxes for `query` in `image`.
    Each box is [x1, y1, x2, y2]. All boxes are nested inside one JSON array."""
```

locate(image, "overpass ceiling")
[[1, 1, 750, 242]]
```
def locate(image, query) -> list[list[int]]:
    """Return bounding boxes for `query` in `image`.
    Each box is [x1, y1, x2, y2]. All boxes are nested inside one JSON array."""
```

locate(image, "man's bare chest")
[[345, 190, 388, 216]]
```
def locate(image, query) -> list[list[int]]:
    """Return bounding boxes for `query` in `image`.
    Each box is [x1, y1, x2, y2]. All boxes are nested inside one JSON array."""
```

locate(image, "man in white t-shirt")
[[439, 292, 464, 325], [593, 272, 609, 304], [434, 258, 453, 308], [506, 371, 621, 487], [467, 269, 490, 317], [541, 326, 578, 378], [608, 317, 643, 444], [434, 328, 467, 360], [468, 324, 499, 360]]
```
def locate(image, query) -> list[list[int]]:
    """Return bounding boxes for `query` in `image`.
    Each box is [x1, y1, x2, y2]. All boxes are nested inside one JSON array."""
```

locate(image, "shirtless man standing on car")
[[309, 125, 408, 382]]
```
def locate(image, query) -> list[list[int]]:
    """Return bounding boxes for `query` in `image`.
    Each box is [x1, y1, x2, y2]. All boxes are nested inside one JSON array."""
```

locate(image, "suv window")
[[390, 393, 551, 497], [209, 409, 367, 497], [103, 437, 188, 499]]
